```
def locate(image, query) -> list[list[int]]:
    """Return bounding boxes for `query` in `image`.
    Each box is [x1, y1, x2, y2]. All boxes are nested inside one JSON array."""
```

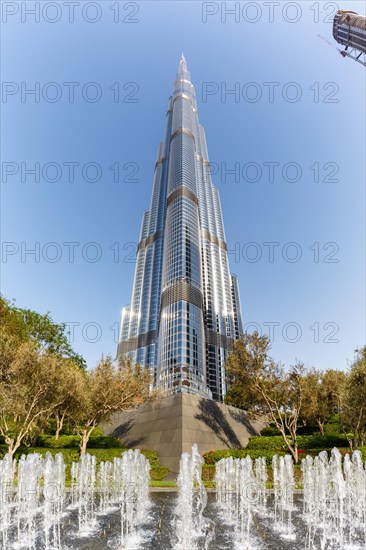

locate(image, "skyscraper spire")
[[177, 52, 189, 78], [118, 57, 243, 401]]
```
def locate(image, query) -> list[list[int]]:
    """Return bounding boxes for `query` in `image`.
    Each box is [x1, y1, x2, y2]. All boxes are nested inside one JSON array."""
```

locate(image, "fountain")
[[15, 453, 44, 548], [42, 452, 66, 549], [0, 446, 365, 549], [0, 453, 16, 549], [0, 449, 151, 549], [301, 448, 366, 548], [216, 455, 271, 548], [97, 459, 114, 513], [272, 454, 295, 539], [118, 449, 151, 547], [173, 444, 214, 549]]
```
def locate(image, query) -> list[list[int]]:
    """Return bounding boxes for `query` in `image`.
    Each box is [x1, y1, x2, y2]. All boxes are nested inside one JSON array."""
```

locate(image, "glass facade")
[[118, 55, 243, 401]]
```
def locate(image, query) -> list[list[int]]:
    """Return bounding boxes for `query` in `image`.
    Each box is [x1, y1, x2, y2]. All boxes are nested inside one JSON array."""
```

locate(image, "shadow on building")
[[195, 399, 257, 449]]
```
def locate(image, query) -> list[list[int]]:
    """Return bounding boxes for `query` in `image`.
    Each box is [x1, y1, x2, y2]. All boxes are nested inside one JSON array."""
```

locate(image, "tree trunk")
[[7, 444, 15, 461], [80, 431, 88, 455], [291, 432, 299, 464], [280, 429, 298, 464], [79, 426, 94, 454], [317, 421, 325, 436], [5, 437, 17, 461], [55, 411, 66, 440]]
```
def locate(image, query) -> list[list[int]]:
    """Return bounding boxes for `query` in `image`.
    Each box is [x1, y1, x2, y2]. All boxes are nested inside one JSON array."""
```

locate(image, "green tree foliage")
[[74, 356, 153, 454], [0, 295, 85, 368], [0, 342, 71, 458], [226, 333, 311, 463], [0, 297, 153, 456], [341, 346, 366, 449], [225, 332, 272, 410], [225, 334, 366, 458], [301, 369, 345, 435]]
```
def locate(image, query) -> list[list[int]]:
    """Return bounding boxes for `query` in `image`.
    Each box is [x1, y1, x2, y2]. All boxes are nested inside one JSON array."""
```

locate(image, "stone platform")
[[100, 394, 262, 475]]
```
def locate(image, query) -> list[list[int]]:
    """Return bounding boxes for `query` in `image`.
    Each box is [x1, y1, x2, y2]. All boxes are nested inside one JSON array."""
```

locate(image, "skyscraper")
[[118, 55, 243, 402]]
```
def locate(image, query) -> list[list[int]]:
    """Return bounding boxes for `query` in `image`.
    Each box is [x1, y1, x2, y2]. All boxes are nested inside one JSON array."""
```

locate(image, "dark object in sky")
[[333, 10, 366, 66]]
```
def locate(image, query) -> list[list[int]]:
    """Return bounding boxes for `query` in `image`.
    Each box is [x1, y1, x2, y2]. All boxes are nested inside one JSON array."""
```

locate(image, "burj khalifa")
[[118, 55, 243, 402]]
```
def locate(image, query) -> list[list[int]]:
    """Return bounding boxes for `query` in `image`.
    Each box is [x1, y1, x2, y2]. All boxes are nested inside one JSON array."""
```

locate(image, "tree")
[[0, 296, 28, 344], [0, 342, 65, 458], [73, 355, 152, 454], [225, 332, 272, 411], [50, 360, 87, 439], [302, 369, 345, 435], [225, 333, 308, 463], [253, 361, 307, 464], [341, 347, 366, 449], [0, 295, 85, 368]]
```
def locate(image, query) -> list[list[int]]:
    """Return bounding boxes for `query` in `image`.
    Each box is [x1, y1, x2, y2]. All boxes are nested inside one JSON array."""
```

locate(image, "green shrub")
[[298, 447, 350, 459], [203, 448, 287, 466], [203, 450, 233, 464], [324, 423, 341, 435], [297, 434, 349, 450], [140, 449, 159, 467], [36, 435, 122, 449], [203, 443, 358, 469], [19, 447, 80, 475], [88, 448, 127, 462], [150, 466, 169, 481], [89, 427, 104, 437], [260, 426, 280, 437], [202, 465, 215, 482], [246, 434, 350, 452], [88, 436, 121, 448], [37, 435, 80, 448], [296, 424, 319, 435], [358, 447, 366, 461], [243, 449, 287, 465], [204, 481, 216, 488], [246, 436, 286, 452], [0, 445, 170, 485], [44, 418, 75, 436], [0, 444, 29, 459], [150, 480, 177, 488]]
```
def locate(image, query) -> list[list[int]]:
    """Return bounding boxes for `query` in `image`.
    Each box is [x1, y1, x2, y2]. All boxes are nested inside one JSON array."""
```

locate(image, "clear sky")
[[1, 1, 365, 371]]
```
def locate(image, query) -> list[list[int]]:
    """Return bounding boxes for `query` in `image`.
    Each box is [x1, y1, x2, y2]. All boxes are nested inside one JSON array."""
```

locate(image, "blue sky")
[[1, 1, 365, 371]]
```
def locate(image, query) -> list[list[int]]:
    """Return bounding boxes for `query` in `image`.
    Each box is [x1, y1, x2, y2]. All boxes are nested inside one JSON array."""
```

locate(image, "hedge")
[[246, 434, 350, 452], [0, 446, 170, 482], [203, 446, 362, 468], [203, 448, 287, 466], [36, 435, 122, 449], [202, 465, 215, 482], [246, 436, 286, 452], [140, 449, 159, 467], [88, 436, 123, 448], [150, 466, 169, 481], [260, 427, 280, 437], [297, 435, 349, 449], [0, 445, 160, 469], [17, 447, 128, 465]]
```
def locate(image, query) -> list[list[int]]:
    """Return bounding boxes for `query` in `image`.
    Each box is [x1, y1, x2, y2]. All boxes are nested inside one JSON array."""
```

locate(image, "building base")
[[100, 394, 262, 475]]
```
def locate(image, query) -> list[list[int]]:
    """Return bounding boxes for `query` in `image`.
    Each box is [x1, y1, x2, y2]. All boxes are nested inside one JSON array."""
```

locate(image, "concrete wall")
[[100, 394, 262, 475]]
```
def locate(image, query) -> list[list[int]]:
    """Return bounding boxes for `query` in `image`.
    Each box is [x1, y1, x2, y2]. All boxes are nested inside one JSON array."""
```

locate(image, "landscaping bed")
[[0, 437, 170, 484]]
